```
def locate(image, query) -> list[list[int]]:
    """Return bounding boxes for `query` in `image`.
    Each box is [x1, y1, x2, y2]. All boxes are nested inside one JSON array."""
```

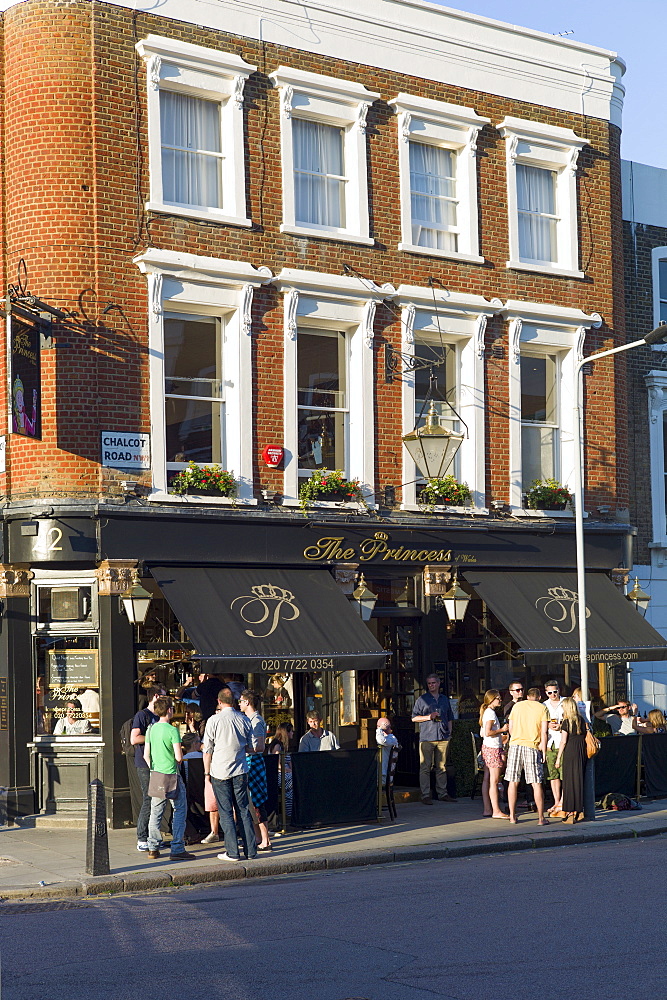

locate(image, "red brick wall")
[[0, 0, 626, 508]]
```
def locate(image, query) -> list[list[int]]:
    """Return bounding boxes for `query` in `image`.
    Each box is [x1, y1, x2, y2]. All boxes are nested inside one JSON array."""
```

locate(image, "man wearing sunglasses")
[[543, 681, 564, 816], [594, 701, 639, 736], [503, 683, 525, 722]]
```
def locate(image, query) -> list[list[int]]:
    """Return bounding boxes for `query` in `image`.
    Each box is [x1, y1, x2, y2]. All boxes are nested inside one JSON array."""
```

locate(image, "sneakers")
[[169, 851, 196, 861], [147, 850, 160, 859], [217, 852, 240, 862], [201, 831, 220, 844], [137, 841, 149, 851]]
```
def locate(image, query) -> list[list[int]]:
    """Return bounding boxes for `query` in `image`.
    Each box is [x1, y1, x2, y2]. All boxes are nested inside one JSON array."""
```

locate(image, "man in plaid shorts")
[[506, 687, 549, 826]]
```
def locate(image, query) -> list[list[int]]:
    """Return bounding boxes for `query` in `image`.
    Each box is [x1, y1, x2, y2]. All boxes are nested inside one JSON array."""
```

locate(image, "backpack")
[[119, 718, 134, 755]]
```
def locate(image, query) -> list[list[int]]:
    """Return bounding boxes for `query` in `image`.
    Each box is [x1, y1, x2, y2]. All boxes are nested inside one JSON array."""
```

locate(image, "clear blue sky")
[[433, 0, 665, 167]]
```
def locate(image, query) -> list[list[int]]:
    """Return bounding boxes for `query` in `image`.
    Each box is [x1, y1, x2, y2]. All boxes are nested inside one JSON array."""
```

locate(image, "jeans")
[[147, 775, 186, 855], [211, 773, 257, 860], [419, 739, 450, 799], [136, 764, 151, 842]]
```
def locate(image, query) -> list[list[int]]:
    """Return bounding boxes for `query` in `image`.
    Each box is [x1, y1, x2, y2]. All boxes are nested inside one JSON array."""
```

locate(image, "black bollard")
[[86, 778, 110, 876]]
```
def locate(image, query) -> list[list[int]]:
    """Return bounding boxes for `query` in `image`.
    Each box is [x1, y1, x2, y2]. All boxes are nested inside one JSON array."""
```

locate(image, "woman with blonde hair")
[[642, 709, 667, 734], [479, 689, 509, 819], [555, 697, 587, 823]]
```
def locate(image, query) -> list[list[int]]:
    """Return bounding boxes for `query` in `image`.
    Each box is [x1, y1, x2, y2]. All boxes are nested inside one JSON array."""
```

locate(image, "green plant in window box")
[[299, 469, 367, 512], [524, 478, 572, 511], [170, 462, 237, 497], [418, 475, 472, 511]]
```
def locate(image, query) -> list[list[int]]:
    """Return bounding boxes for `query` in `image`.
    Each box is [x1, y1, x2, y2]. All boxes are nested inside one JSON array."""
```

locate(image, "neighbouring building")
[[0, 0, 658, 825], [623, 159, 667, 711]]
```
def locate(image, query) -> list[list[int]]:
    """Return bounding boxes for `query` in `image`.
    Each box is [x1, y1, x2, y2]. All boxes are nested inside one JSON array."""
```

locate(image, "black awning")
[[462, 570, 667, 666], [150, 565, 386, 672]]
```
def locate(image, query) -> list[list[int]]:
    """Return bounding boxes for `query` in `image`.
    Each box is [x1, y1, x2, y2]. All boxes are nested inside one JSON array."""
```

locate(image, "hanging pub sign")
[[8, 311, 41, 439]]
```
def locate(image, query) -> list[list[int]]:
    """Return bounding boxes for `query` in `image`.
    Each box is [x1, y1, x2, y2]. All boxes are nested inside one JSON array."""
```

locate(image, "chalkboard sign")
[[48, 651, 99, 688]]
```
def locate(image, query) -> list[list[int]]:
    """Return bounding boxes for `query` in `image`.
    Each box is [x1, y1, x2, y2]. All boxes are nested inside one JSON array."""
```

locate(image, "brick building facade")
[[0, 0, 649, 823]]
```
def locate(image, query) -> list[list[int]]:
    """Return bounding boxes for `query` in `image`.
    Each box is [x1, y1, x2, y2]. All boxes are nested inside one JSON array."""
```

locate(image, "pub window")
[[35, 636, 100, 737], [520, 351, 559, 493], [34, 583, 97, 632], [164, 313, 224, 484], [297, 328, 348, 478]]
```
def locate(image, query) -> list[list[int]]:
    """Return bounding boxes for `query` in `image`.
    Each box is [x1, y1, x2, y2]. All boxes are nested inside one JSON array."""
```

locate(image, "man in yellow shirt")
[[506, 686, 549, 826]]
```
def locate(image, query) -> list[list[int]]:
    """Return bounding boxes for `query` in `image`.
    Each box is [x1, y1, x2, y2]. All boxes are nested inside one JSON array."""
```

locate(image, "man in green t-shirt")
[[144, 697, 195, 862]]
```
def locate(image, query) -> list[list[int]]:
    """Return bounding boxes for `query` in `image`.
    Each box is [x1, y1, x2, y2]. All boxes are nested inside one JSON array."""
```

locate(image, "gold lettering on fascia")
[[303, 532, 476, 565]]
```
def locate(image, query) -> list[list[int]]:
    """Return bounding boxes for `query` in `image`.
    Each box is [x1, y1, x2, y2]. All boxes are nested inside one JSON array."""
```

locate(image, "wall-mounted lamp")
[[352, 574, 378, 621], [627, 577, 651, 617], [435, 571, 471, 627], [119, 570, 153, 625]]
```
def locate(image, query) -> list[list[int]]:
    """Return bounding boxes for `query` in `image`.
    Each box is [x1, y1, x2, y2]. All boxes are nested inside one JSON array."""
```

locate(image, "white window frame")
[[274, 268, 396, 504], [397, 286, 500, 509], [134, 248, 273, 502], [651, 247, 667, 351], [389, 94, 489, 264], [136, 34, 255, 227], [269, 67, 379, 245], [519, 349, 561, 494], [498, 117, 585, 279], [646, 371, 667, 549], [504, 301, 602, 510]]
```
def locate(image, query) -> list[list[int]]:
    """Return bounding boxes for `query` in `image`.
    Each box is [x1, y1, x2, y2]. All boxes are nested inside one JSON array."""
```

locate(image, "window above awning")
[[150, 565, 387, 672], [462, 570, 667, 666]]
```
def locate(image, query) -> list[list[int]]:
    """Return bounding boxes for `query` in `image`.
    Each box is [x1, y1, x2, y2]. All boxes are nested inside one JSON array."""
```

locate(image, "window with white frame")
[[646, 371, 667, 546], [652, 247, 667, 329], [164, 314, 224, 477], [297, 329, 348, 475], [398, 286, 496, 509], [275, 268, 391, 502], [269, 67, 378, 245], [389, 94, 489, 264], [520, 351, 559, 491], [136, 35, 255, 226], [504, 301, 602, 510], [498, 117, 585, 278], [134, 248, 273, 500]]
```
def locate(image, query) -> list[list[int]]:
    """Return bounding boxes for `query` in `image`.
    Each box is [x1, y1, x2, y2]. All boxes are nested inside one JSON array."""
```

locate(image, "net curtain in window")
[[293, 119, 345, 228], [160, 91, 223, 209], [517, 164, 557, 263]]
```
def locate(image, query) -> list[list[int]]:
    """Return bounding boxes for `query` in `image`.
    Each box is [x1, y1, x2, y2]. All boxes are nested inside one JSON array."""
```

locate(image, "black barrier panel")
[[291, 749, 378, 827], [265, 752, 279, 816], [641, 732, 667, 797], [594, 737, 638, 799]]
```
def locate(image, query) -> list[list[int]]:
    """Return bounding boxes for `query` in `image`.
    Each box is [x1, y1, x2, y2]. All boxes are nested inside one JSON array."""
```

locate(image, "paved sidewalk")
[[1, 798, 667, 901]]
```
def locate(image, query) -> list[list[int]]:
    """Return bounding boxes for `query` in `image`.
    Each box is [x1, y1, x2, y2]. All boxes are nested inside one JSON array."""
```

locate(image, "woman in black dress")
[[555, 697, 587, 823]]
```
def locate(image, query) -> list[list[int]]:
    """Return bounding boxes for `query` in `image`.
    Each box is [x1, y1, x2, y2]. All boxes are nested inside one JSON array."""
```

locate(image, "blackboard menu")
[[48, 651, 99, 688]]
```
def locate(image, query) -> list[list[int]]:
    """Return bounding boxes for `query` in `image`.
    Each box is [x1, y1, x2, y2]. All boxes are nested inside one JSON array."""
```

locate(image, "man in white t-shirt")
[[543, 681, 564, 814]]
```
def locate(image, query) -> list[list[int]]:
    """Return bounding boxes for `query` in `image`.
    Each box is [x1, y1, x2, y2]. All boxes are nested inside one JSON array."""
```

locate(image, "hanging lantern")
[[438, 573, 470, 623], [402, 401, 465, 480], [627, 577, 651, 616]]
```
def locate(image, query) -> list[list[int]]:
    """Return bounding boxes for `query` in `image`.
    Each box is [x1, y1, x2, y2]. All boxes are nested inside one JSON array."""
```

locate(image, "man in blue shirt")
[[412, 674, 455, 805]]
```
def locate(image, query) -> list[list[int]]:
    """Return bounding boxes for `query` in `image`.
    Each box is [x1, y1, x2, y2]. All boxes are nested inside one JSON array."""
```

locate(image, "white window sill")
[[401, 503, 489, 515], [29, 736, 105, 746], [506, 259, 585, 280], [399, 243, 485, 265], [515, 508, 585, 518], [280, 223, 374, 246], [282, 497, 377, 510], [148, 491, 258, 506], [146, 201, 252, 228]]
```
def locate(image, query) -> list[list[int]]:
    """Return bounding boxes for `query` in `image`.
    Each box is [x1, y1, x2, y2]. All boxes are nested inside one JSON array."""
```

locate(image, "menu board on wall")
[[48, 651, 99, 689]]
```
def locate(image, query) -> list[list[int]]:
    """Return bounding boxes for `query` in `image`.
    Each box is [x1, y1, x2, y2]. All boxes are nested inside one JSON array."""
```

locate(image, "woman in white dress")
[[479, 689, 509, 819]]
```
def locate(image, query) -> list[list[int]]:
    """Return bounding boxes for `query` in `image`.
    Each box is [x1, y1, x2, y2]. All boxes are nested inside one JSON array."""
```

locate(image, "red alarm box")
[[262, 445, 284, 467]]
